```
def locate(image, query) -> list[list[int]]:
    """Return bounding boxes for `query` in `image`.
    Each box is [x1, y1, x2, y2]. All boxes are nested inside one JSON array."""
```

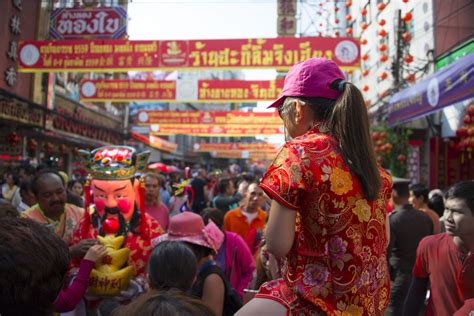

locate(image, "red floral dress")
[[70, 212, 163, 276], [257, 126, 392, 316]]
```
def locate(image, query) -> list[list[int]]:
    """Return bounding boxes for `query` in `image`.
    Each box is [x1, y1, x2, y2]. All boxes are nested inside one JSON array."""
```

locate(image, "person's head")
[[391, 180, 410, 207], [271, 57, 380, 200], [201, 207, 224, 230], [19, 179, 37, 207], [409, 183, 429, 209], [0, 217, 70, 315], [157, 211, 224, 260], [112, 289, 215, 316], [443, 181, 474, 239], [0, 203, 19, 219], [237, 179, 249, 197], [5, 172, 18, 186], [218, 178, 235, 196], [144, 172, 161, 205], [148, 241, 197, 292], [67, 179, 83, 196], [92, 179, 137, 222], [197, 168, 207, 179], [31, 170, 67, 218], [428, 194, 444, 217], [244, 182, 264, 213]]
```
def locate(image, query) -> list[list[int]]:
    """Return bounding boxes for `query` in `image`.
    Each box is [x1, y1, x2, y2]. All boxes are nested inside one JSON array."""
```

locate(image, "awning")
[[387, 53, 474, 127]]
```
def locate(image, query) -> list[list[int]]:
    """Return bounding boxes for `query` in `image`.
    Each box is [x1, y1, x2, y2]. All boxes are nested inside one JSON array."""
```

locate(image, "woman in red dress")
[[237, 58, 392, 316]]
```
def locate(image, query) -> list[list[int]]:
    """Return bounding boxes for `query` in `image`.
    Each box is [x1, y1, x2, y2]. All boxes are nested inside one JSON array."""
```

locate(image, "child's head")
[[148, 241, 197, 292]]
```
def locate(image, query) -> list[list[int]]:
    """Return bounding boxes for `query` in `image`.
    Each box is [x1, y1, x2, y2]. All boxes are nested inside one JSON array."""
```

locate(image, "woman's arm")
[[202, 273, 225, 316], [265, 200, 296, 258]]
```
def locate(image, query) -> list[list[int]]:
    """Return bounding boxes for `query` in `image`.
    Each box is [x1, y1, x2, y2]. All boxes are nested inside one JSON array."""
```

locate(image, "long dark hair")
[[282, 80, 381, 200]]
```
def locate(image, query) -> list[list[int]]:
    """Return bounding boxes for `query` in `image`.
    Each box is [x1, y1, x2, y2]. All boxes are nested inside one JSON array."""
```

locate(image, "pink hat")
[[153, 212, 224, 253], [268, 57, 346, 109]]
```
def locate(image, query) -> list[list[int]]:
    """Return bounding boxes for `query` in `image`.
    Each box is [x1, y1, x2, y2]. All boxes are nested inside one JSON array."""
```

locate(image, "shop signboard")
[[388, 53, 474, 127], [49, 7, 128, 39], [80, 79, 284, 102], [18, 37, 360, 72], [193, 142, 279, 153], [136, 110, 281, 126], [150, 124, 284, 137]]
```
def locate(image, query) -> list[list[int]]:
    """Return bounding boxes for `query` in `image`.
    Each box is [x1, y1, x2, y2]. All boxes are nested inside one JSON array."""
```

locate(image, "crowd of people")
[[0, 58, 472, 316]]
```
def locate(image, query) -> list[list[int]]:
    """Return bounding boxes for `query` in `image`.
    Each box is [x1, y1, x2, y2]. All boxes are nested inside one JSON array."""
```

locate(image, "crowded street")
[[0, 0, 473, 315]]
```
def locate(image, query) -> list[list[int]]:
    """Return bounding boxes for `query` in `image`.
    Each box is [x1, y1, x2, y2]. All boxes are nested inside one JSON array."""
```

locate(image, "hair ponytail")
[[329, 81, 381, 200]]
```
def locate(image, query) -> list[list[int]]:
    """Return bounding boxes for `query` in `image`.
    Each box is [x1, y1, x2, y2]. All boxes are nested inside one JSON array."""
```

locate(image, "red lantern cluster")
[[378, 19, 386, 26], [405, 73, 416, 83], [361, 38, 368, 45], [403, 12, 413, 22], [28, 139, 38, 153], [361, 22, 368, 30], [380, 54, 389, 62], [404, 54, 414, 64], [361, 8, 368, 16], [379, 43, 387, 52], [345, 0, 352, 7], [377, 2, 386, 11], [7, 132, 21, 147], [346, 14, 352, 21], [456, 103, 474, 153], [44, 142, 54, 154], [379, 29, 388, 37], [379, 72, 388, 80], [372, 131, 393, 163], [402, 32, 412, 43], [346, 27, 353, 35], [59, 144, 67, 155]]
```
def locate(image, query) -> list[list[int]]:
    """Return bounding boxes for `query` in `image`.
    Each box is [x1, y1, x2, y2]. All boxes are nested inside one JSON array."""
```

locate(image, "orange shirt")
[[223, 207, 267, 251], [420, 206, 441, 234]]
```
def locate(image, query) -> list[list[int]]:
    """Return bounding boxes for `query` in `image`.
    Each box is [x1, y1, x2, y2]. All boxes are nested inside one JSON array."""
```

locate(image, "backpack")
[[197, 261, 243, 316]]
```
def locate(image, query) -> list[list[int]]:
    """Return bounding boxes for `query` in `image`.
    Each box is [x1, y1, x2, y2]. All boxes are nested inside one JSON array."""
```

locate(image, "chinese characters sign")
[[193, 142, 279, 153], [80, 79, 284, 102], [49, 7, 128, 40], [278, 0, 297, 36], [18, 37, 360, 73], [136, 110, 281, 126], [150, 124, 284, 137]]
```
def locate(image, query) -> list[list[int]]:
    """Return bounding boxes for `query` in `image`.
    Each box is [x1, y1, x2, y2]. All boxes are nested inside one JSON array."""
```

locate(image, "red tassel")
[[139, 177, 148, 236], [82, 176, 92, 239]]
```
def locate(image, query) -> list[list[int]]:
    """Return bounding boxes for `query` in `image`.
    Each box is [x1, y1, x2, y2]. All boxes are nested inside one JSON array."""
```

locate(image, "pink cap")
[[153, 211, 224, 253], [268, 57, 346, 109]]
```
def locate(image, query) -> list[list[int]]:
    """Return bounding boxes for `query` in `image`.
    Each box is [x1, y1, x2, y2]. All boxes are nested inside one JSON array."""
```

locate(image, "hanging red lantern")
[[377, 2, 386, 11], [402, 0, 409, 3], [345, 0, 352, 7], [361, 38, 368, 45], [456, 127, 468, 137], [361, 22, 369, 30], [378, 19, 386, 26], [402, 31, 412, 42], [363, 85, 369, 92], [362, 69, 369, 76], [7, 132, 21, 146], [335, 7, 339, 12], [372, 132, 381, 140], [28, 139, 38, 151], [335, 31, 340, 37], [346, 27, 353, 35], [467, 104, 474, 116], [379, 43, 387, 52], [406, 73, 416, 82], [397, 154, 407, 162], [403, 12, 413, 22], [378, 29, 388, 37], [59, 144, 67, 155], [347, 69, 353, 75], [404, 54, 414, 64], [346, 14, 352, 21], [380, 55, 389, 62], [464, 114, 472, 125], [362, 53, 369, 61], [335, 18, 340, 24], [44, 142, 53, 153], [379, 72, 388, 80], [361, 8, 368, 16], [468, 127, 474, 137]]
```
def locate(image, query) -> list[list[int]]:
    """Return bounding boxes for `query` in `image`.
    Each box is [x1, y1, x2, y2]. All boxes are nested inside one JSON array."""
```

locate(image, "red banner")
[[150, 124, 284, 136], [193, 142, 279, 153], [18, 37, 360, 72], [137, 110, 281, 126], [49, 7, 128, 40], [211, 151, 277, 160], [130, 131, 178, 153], [79, 79, 284, 102]]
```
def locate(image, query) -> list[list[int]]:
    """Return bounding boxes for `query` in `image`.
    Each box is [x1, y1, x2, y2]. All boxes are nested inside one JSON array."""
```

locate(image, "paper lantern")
[[379, 72, 388, 80], [379, 43, 387, 52], [379, 29, 388, 37], [335, 7, 339, 12], [377, 2, 386, 11], [456, 127, 468, 137], [464, 115, 472, 125], [403, 12, 413, 22], [335, 31, 340, 37], [402, 0, 409, 3], [467, 104, 474, 115], [346, 14, 352, 21], [402, 32, 412, 42], [363, 85, 369, 92], [378, 19, 386, 26], [347, 69, 353, 75], [406, 73, 416, 82], [404, 54, 414, 63], [335, 18, 340, 24], [346, 27, 353, 35], [362, 69, 369, 76], [361, 38, 368, 45], [361, 8, 368, 16], [397, 154, 407, 162], [346, 0, 352, 7], [361, 22, 369, 30], [362, 53, 369, 61], [380, 55, 388, 62]]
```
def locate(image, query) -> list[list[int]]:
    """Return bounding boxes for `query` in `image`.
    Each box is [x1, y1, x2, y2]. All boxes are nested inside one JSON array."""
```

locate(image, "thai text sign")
[[80, 79, 284, 102], [211, 151, 276, 160], [18, 37, 360, 72], [150, 124, 284, 136], [49, 7, 128, 39], [388, 53, 474, 126], [193, 142, 279, 153], [0, 93, 44, 127], [136, 110, 281, 126]]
